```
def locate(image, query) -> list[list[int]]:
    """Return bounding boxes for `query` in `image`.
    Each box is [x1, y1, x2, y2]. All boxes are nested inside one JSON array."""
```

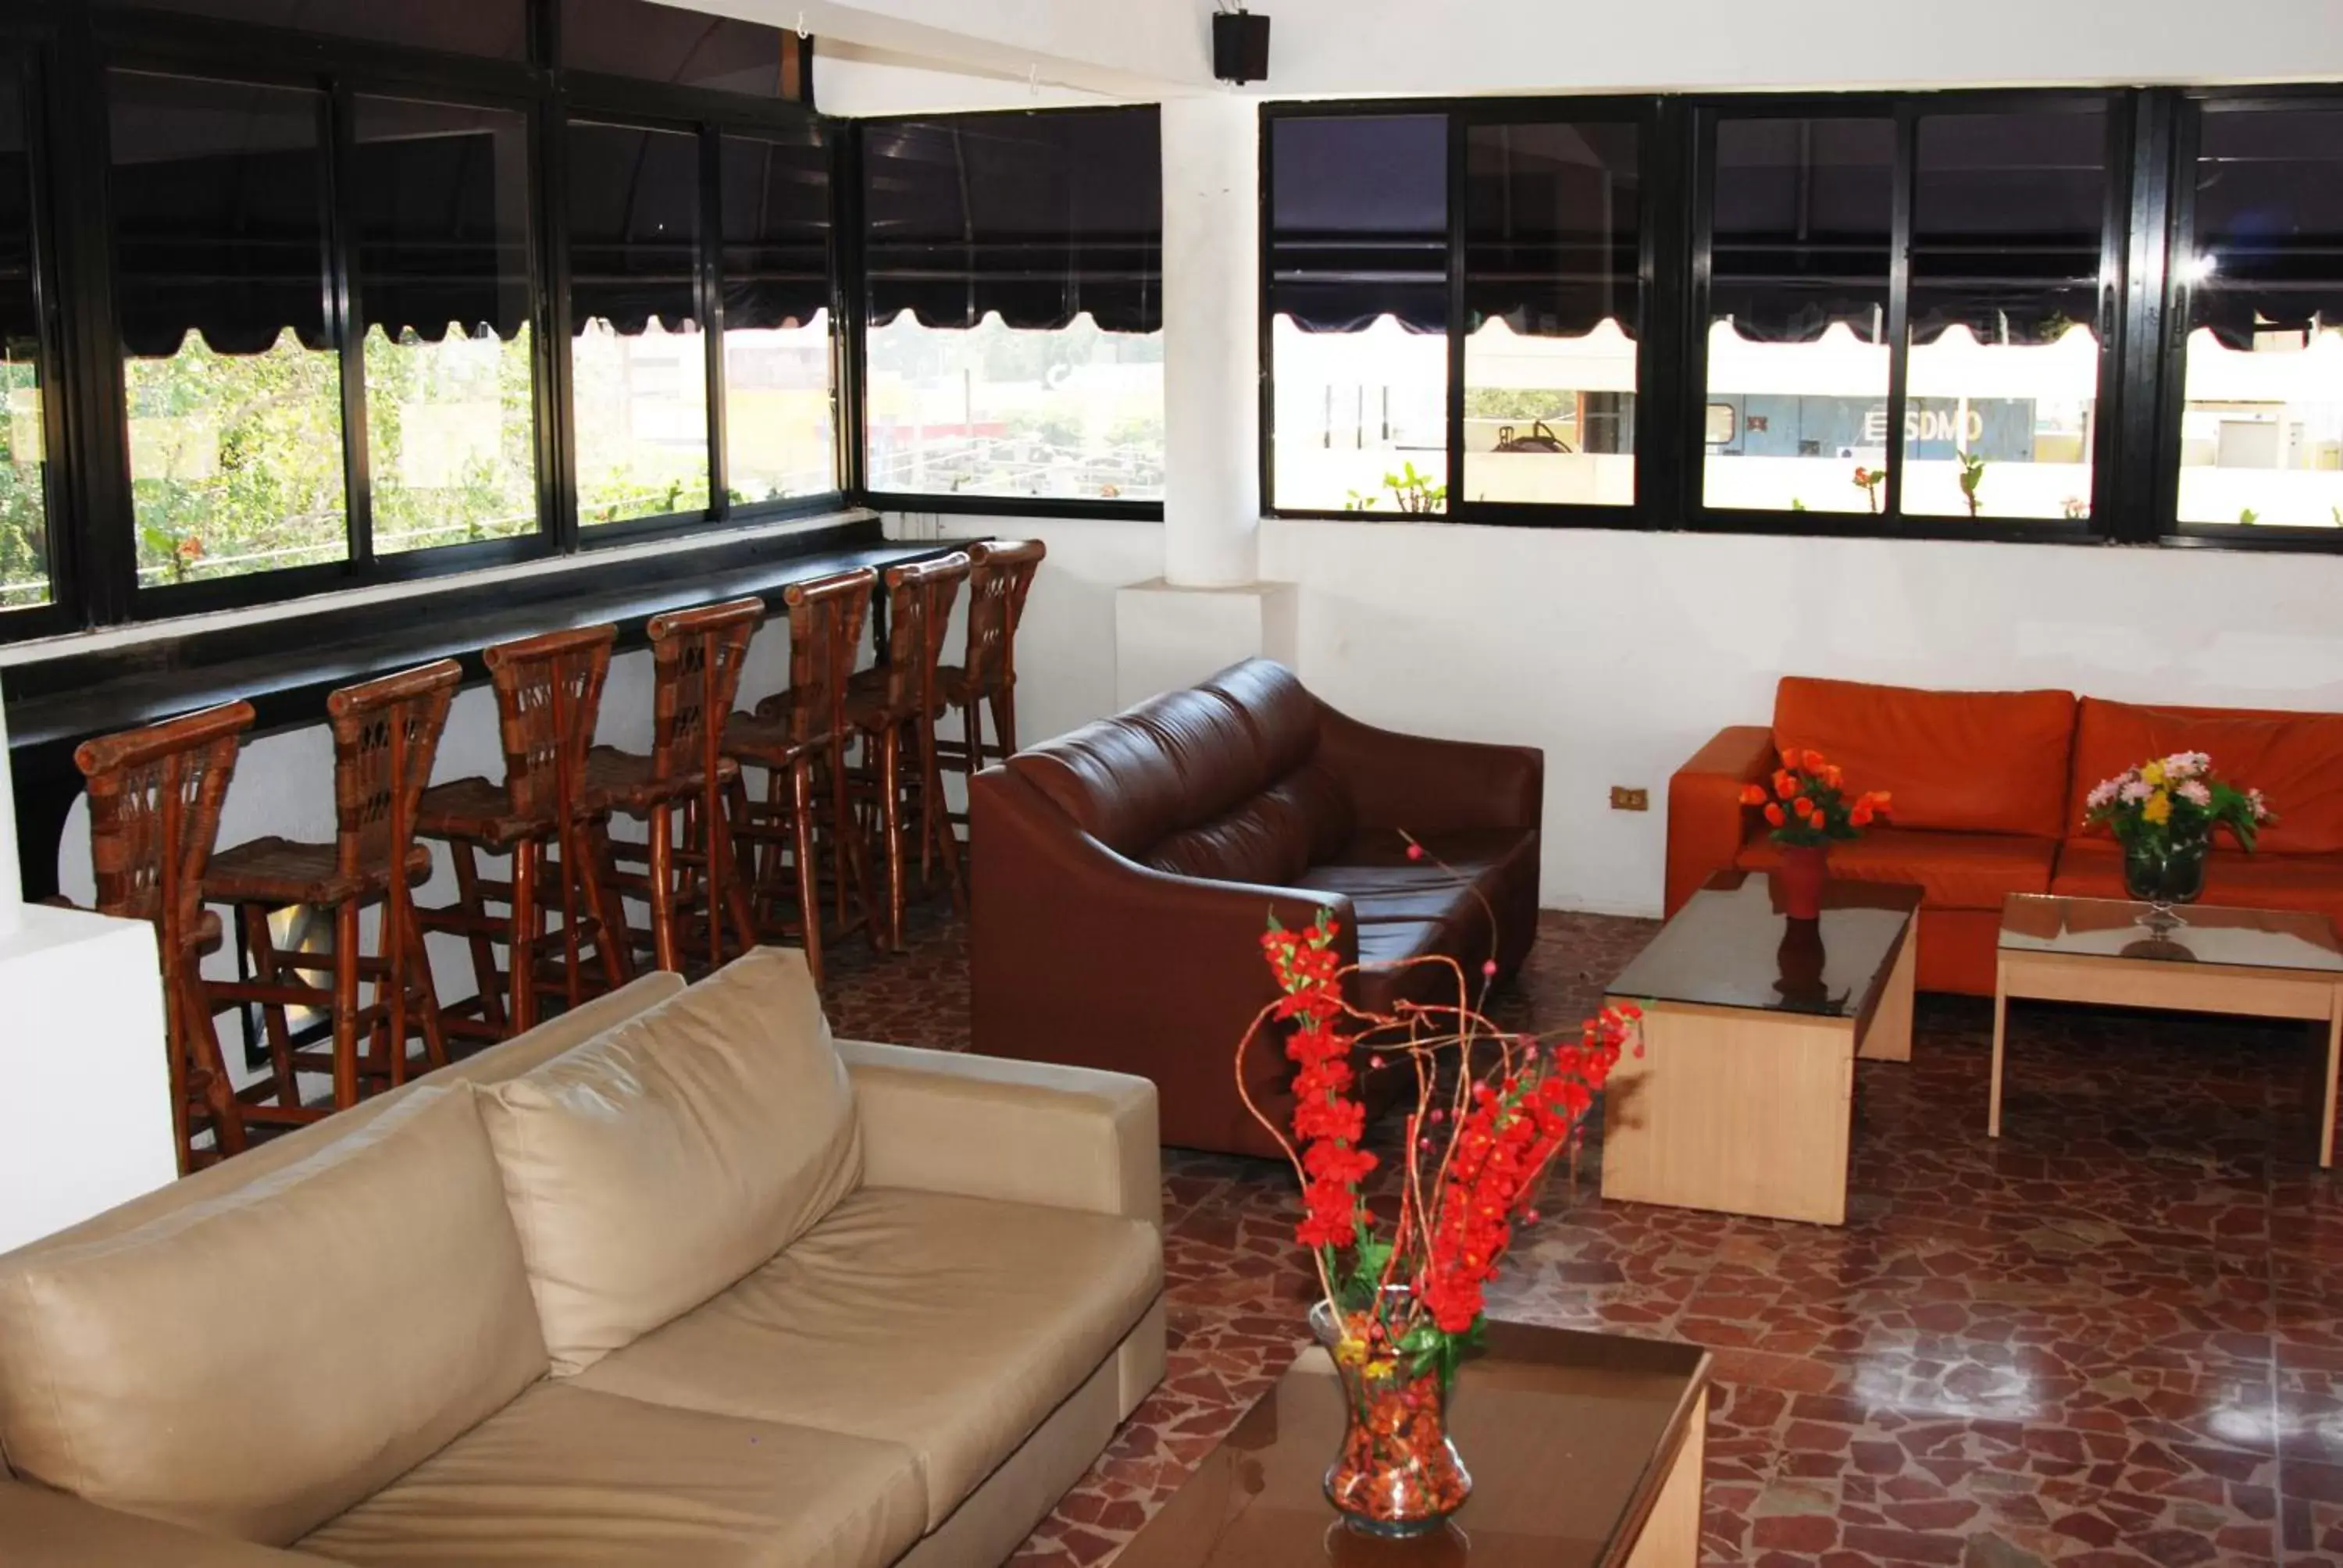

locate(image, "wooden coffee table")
[[1111, 1320, 1710, 1568], [1599, 870, 1921, 1226], [1993, 893, 2343, 1164]]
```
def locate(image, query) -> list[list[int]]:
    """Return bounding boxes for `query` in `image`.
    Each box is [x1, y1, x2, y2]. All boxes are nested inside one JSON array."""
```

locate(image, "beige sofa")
[[0, 949, 1165, 1567]]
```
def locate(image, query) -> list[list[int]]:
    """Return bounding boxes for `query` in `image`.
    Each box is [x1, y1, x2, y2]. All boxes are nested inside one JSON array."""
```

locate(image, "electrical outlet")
[[1610, 786, 1649, 812]]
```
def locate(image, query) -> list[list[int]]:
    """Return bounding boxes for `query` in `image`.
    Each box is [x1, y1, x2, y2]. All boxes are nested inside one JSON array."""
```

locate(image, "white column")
[[0, 689, 177, 1248], [1160, 94, 1261, 588]]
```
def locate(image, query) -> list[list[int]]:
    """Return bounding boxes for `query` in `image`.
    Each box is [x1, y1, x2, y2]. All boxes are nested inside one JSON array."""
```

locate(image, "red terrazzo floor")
[[820, 905, 2343, 1568]]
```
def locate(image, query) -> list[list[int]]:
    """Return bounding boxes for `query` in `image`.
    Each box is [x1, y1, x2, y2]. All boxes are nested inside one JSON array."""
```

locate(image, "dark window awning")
[[112, 140, 333, 358], [862, 107, 1161, 335], [1270, 113, 1444, 335]]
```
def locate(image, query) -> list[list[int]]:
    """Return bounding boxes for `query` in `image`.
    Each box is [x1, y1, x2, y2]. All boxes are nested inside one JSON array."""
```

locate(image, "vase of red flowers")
[[1739, 748, 1892, 920], [1247, 896, 1641, 1537]]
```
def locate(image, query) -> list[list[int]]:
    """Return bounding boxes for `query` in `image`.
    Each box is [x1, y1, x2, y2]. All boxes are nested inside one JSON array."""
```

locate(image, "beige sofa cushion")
[[299, 1381, 925, 1568], [0, 1089, 546, 1547], [477, 946, 862, 1375], [572, 1188, 1163, 1527]]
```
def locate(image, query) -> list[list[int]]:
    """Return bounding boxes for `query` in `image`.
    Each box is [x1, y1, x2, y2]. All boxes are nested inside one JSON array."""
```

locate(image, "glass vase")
[[1310, 1299, 1472, 1537], [2122, 835, 2208, 909]]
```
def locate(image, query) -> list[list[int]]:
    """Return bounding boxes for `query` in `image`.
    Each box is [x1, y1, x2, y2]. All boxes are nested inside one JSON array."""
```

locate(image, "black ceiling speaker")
[[1212, 9, 1270, 85]]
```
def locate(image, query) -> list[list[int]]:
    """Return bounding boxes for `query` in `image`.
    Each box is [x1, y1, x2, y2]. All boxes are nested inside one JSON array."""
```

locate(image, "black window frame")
[[848, 104, 1168, 524], [1261, 85, 2343, 556], [0, 0, 842, 645]]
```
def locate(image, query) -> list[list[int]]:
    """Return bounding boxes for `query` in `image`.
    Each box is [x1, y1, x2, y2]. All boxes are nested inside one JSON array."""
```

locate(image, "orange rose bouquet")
[[1739, 747, 1890, 848]]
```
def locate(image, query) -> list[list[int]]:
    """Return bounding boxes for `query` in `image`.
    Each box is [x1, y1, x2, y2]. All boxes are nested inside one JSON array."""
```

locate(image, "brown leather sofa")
[[971, 659, 1543, 1159], [0, 950, 1164, 1568]]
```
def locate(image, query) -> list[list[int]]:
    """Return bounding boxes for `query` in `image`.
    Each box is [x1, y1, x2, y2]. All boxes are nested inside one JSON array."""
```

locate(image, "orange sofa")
[[1667, 676, 2343, 996]]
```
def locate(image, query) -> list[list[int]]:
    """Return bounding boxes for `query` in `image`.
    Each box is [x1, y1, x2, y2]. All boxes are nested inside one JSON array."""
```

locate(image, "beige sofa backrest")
[[0, 971, 686, 1495]]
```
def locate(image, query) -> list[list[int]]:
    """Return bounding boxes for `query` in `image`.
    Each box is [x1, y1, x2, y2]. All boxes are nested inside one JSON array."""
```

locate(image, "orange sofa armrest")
[[1666, 725, 1775, 914]]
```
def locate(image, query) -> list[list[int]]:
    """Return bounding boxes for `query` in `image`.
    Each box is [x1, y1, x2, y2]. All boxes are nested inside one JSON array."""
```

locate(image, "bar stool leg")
[[879, 722, 908, 952], [714, 803, 758, 965], [918, 708, 968, 918], [509, 839, 540, 1035], [449, 843, 507, 1036], [184, 964, 247, 1161], [647, 804, 680, 973], [331, 900, 362, 1110], [405, 900, 449, 1072], [790, 757, 823, 987], [385, 893, 411, 1089], [243, 903, 301, 1109], [581, 817, 635, 987]]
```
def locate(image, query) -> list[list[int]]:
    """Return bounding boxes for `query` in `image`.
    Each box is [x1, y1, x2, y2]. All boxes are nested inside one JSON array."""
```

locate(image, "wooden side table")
[[1599, 871, 1922, 1227], [1992, 893, 2343, 1165]]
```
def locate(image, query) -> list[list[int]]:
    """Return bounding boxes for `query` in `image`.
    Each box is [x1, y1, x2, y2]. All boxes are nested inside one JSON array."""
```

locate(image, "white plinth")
[[1114, 579, 1300, 711], [0, 903, 176, 1253]]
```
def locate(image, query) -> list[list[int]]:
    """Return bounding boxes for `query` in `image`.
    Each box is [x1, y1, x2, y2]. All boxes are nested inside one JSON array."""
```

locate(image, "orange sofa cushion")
[[1737, 826, 2056, 911], [2051, 839, 2343, 921], [1774, 676, 2077, 839], [2064, 697, 2343, 855]]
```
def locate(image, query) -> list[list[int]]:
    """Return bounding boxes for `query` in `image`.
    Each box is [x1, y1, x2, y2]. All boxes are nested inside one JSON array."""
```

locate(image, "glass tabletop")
[[1999, 894, 2343, 973], [1606, 871, 1921, 1019]]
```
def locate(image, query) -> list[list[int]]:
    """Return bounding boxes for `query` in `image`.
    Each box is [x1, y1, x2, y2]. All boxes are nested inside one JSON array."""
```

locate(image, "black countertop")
[[5, 515, 961, 900]]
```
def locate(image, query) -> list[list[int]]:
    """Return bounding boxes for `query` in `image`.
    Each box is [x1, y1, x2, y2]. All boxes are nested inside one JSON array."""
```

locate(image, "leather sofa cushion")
[[1010, 662, 1332, 866], [1144, 770, 1349, 886], [2052, 839, 2343, 918], [1774, 675, 2077, 838], [477, 947, 861, 1376], [0, 1088, 546, 1547], [298, 1382, 925, 1568], [1738, 826, 2056, 911], [569, 1188, 1163, 1530], [2066, 697, 2343, 854]]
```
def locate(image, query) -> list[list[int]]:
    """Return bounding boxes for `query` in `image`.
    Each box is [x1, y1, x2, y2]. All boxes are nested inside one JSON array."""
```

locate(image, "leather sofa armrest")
[[0, 1481, 344, 1566], [1313, 702, 1543, 835], [1666, 724, 1777, 914], [836, 1042, 1163, 1230]]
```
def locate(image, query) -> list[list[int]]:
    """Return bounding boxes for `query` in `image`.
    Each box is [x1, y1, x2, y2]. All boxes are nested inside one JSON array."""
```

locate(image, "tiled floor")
[[822, 907, 2343, 1568]]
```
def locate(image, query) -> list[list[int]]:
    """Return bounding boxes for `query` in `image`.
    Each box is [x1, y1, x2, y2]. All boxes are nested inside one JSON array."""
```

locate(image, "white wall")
[[915, 511, 2343, 918]]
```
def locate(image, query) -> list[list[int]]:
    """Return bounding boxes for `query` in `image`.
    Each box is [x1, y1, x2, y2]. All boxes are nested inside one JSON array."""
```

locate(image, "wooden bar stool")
[[847, 552, 971, 950], [722, 566, 879, 985], [936, 538, 1046, 815], [205, 661, 459, 1112], [590, 597, 763, 976], [72, 701, 293, 1173], [416, 625, 632, 1043]]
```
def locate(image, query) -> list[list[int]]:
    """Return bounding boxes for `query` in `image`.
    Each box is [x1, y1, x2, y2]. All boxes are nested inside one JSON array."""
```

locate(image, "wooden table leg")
[[1989, 958, 2009, 1139], [2323, 985, 2341, 1170]]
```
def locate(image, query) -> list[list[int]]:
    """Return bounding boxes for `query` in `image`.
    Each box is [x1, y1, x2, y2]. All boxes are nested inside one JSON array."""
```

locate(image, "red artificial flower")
[[1763, 803, 1786, 827], [1739, 782, 1767, 806]]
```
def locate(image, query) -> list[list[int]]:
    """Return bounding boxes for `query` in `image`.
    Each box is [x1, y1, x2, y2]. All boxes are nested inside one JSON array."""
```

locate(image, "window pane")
[[0, 65, 50, 611], [864, 315, 1163, 501], [566, 121, 707, 526], [1269, 115, 1446, 512], [720, 130, 833, 504], [95, 0, 530, 59], [562, 0, 804, 98], [111, 72, 347, 585], [355, 98, 537, 554], [1903, 108, 2107, 521], [861, 110, 1163, 501], [1703, 116, 1892, 514], [2177, 105, 2343, 529], [1462, 119, 1639, 508]]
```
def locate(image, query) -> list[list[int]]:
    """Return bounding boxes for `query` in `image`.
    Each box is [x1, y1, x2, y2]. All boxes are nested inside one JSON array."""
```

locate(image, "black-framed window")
[[109, 69, 351, 588], [1265, 112, 1449, 514], [0, 53, 55, 615], [1462, 116, 1642, 509], [858, 106, 1164, 511], [353, 94, 540, 555], [2170, 98, 2343, 535], [0, 0, 840, 642], [565, 119, 708, 528]]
